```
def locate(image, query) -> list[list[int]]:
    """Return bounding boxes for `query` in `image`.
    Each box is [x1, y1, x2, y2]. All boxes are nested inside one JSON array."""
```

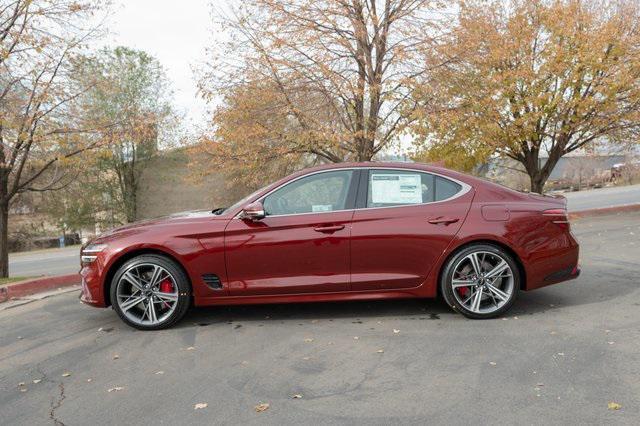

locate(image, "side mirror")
[[241, 201, 265, 220]]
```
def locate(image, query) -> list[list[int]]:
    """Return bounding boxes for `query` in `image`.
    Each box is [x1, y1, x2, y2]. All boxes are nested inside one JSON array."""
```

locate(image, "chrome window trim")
[[233, 167, 472, 219]]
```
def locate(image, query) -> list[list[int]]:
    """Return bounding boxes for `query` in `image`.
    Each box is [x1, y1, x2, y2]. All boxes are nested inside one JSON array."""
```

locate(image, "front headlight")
[[81, 243, 108, 264]]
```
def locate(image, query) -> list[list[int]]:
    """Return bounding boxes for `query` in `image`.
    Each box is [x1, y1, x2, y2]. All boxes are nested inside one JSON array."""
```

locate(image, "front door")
[[225, 170, 358, 296], [350, 168, 473, 291]]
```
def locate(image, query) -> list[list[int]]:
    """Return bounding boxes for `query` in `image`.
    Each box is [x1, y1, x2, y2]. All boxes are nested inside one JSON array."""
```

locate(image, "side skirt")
[[194, 289, 425, 307]]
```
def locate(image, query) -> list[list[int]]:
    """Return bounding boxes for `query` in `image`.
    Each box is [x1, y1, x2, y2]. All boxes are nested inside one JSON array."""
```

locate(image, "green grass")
[[0, 276, 33, 286]]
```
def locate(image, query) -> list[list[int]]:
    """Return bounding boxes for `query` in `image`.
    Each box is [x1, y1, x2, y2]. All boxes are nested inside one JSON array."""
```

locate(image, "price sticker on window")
[[371, 174, 422, 204]]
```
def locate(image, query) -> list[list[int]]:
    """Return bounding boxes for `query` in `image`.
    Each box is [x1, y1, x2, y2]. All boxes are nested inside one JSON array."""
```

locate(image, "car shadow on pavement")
[[172, 272, 622, 329], [178, 298, 453, 329]]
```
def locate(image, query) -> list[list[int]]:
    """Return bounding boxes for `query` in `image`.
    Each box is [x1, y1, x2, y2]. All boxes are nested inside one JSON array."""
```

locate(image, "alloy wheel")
[[450, 251, 515, 315], [115, 263, 179, 327]]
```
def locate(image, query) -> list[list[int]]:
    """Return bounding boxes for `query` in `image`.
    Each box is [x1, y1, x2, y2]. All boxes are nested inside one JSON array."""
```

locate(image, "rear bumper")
[[543, 265, 580, 284], [523, 230, 580, 291]]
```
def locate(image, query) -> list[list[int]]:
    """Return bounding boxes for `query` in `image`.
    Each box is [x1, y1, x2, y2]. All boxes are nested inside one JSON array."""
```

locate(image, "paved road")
[[8, 246, 80, 278], [1, 212, 639, 425], [564, 183, 640, 211]]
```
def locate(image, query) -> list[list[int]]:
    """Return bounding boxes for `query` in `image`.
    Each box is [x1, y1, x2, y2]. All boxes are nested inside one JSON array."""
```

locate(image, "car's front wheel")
[[441, 244, 519, 319], [110, 254, 191, 330]]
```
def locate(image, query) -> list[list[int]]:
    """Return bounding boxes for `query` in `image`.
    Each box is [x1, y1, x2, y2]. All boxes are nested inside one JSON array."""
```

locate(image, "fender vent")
[[202, 274, 223, 290]]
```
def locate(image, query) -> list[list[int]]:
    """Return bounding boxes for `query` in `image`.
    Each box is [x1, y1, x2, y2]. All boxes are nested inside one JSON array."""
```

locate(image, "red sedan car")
[[80, 162, 580, 329]]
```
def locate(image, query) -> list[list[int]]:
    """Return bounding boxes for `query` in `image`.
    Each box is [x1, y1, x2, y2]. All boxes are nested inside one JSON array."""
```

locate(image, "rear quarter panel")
[[427, 181, 579, 293]]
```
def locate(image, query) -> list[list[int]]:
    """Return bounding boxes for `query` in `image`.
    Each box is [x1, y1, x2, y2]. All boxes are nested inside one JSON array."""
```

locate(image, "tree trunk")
[[522, 145, 563, 194], [0, 201, 9, 278], [529, 174, 546, 194]]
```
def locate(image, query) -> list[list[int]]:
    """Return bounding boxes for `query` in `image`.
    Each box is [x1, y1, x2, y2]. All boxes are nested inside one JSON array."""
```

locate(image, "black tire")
[[440, 243, 519, 319], [110, 254, 191, 330]]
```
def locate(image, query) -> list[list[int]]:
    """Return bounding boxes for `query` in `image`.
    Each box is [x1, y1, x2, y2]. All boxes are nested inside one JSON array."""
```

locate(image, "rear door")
[[350, 168, 473, 291]]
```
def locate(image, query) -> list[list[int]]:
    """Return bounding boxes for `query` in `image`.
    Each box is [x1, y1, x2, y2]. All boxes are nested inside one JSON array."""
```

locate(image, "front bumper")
[[79, 264, 107, 307]]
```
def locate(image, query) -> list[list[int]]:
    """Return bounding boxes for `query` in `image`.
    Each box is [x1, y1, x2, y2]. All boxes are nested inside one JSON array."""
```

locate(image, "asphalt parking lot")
[[1, 212, 639, 425]]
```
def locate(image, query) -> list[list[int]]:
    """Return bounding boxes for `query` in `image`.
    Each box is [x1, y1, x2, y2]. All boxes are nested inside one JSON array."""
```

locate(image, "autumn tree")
[[0, 0, 108, 277], [412, 0, 640, 193], [197, 0, 445, 189], [76, 47, 174, 223]]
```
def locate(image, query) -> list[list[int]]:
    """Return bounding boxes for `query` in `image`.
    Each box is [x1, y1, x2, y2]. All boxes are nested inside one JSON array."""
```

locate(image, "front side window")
[[366, 170, 462, 208], [263, 170, 354, 216]]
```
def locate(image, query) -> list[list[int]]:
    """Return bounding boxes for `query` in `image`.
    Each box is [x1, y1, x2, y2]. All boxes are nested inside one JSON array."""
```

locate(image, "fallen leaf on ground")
[[550, 331, 557, 335], [17, 336, 22, 339], [194, 403, 208, 410], [107, 387, 124, 392], [20, 388, 27, 392], [291, 394, 303, 399], [113, 354, 120, 360], [155, 371, 164, 375], [183, 346, 195, 351], [353, 336, 359, 340], [608, 341, 615, 345], [32, 379, 41, 384], [98, 327, 103, 331], [255, 403, 270, 412], [537, 383, 544, 387], [304, 338, 314, 343], [393, 329, 400, 334], [302, 357, 310, 360], [62, 372, 71, 377], [87, 379, 92, 382], [489, 362, 497, 366], [608, 402, 622, 410], [376, 349, 384, 353], [557, 353, 565, 356], [18, 382, 25, 386]]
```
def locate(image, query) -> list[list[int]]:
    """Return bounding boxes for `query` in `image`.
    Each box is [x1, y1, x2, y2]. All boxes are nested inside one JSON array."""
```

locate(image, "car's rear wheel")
[[441, 244, 519, 319], [110, 255, 191, 330]]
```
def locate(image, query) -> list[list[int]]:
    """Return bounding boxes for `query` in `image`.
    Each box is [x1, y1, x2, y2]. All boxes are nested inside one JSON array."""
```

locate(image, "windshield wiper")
[[211, 207, 226, 215]]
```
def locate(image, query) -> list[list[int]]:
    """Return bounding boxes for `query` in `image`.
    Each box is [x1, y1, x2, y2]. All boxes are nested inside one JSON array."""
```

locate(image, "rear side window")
[[367, 170, 434, 208], [366, 170, 462, 208], [435, 176, 462, 201]]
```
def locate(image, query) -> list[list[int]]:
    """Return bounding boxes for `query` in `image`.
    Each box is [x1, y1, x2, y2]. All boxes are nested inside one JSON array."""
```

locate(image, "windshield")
[[214, 184, 271, 215]]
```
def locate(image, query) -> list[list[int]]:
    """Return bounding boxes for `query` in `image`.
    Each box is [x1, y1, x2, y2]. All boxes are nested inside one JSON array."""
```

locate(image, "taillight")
[[542, 208, 570, 230]]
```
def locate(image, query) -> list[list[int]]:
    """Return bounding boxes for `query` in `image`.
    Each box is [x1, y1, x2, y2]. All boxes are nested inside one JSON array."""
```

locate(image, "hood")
[[91, 210, 220, 244]]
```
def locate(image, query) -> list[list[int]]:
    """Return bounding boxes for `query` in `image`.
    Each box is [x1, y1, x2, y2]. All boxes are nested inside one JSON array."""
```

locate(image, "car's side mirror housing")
[[241, 201, 265, 221]]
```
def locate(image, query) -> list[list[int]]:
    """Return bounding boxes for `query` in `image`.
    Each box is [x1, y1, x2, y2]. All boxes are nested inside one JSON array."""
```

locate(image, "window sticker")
[[371, 174, 422, 204], [312, 204, 333, 212]]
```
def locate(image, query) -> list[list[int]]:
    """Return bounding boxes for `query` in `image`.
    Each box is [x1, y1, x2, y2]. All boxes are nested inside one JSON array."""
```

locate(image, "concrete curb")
[[569, 203, 640, 219], [0, 273, 80, 303]]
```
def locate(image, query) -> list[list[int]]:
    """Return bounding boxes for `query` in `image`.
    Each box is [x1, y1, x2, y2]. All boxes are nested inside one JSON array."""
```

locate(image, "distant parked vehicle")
[[611, 161, 640, 183], [80, 162, 580, 329]]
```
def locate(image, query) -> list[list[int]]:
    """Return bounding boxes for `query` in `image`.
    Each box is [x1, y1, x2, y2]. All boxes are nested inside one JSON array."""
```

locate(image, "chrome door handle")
[[314, 225, 345, 233], [428, 217, 459, 225]]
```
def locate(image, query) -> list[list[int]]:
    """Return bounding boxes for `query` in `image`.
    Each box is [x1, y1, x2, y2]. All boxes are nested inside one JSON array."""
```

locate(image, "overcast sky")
[[102, 0, 225, 132]]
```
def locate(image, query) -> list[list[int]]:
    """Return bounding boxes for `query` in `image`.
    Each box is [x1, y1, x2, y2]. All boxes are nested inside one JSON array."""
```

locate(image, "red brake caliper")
[[159, 279, 174, 309]]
